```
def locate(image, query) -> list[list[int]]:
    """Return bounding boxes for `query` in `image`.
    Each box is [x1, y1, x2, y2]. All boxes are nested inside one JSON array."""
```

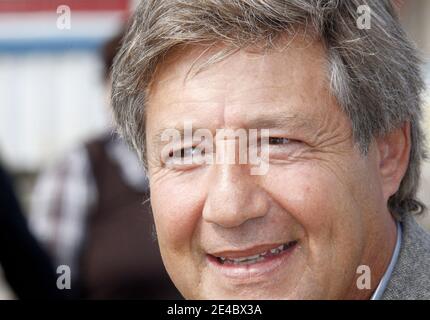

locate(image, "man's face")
[[145, 35, 391, 299]]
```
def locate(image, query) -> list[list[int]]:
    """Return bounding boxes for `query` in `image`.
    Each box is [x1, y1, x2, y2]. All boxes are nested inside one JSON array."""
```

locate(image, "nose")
[[202, 163, 269, 228]]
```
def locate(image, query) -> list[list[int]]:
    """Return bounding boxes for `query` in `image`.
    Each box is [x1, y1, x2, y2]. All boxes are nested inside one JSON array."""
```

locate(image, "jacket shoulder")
[[382, 215, 430, 300]]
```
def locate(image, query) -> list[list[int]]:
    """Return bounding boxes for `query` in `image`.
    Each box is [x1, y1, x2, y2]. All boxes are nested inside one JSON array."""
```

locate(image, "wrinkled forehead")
[[147, 31, 324, 96], [143, 32, 346, 150]]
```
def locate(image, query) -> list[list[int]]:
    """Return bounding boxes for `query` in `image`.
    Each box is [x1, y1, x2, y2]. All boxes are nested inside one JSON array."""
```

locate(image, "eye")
[[268, 137, 291, 145], [163, 144, 210, 169], [262, 136, 304, 161], [168, 146, 204, 159]]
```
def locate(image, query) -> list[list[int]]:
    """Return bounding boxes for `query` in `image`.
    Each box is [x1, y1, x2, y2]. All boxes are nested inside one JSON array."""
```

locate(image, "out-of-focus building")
[[0, 0, 129, 173]]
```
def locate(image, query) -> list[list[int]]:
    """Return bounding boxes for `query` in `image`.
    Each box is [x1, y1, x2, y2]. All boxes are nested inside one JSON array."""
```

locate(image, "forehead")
[[146, 33, 337, 135]]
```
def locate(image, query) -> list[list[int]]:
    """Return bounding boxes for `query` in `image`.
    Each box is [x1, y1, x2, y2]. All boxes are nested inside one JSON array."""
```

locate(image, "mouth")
[[206, 241, 298, 280]]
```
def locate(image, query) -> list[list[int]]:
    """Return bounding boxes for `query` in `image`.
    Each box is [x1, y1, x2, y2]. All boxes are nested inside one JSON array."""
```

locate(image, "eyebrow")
[[244, 113, 314, 132]]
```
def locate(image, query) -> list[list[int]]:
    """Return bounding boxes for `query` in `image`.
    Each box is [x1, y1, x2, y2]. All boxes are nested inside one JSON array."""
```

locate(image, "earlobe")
[[376, 122, 411, 200]]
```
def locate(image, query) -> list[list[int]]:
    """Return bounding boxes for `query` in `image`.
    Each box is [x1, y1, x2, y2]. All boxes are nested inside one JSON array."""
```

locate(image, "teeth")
[[233, 256, 265, 265], [217, 243, 292, 265], [234, 254, 261, 262], [269, 244, 284, 254]]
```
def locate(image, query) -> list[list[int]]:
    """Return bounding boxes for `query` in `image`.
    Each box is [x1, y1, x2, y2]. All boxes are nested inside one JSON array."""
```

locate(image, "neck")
[[345, 212, 398, 300]]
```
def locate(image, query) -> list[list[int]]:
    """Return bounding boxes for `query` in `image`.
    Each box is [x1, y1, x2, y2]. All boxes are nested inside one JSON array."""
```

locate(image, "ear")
[[376, 122, 411, 201]]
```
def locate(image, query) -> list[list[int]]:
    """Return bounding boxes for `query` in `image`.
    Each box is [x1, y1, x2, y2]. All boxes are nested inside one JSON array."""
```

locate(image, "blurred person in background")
[[0, 160, 62, 299], [29, 33, 181, 299]]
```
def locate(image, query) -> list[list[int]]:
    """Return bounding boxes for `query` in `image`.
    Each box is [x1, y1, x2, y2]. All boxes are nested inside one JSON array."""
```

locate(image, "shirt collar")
[[370, 220, 402, 300]]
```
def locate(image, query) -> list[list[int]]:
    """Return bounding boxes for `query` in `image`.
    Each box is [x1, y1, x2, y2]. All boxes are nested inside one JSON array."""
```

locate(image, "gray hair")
[[111, 0, 426, 217]]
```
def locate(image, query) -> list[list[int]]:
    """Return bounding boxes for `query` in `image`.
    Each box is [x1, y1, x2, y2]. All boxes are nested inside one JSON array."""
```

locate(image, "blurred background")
[[0, 0, 181, 300], [0, 0, 130, 200], [0, 0, 429, 299]]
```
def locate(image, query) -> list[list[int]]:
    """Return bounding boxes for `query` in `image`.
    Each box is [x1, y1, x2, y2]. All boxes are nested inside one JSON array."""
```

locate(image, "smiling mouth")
[[209, 241, 298, 266]]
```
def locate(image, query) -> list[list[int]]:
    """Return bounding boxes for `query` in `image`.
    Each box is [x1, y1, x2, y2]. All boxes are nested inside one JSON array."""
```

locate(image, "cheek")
[[263, 162, 368, 266], [149, 173, 208, 297], [150, 175, 205, 253], [265, 164, 358, 229]]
